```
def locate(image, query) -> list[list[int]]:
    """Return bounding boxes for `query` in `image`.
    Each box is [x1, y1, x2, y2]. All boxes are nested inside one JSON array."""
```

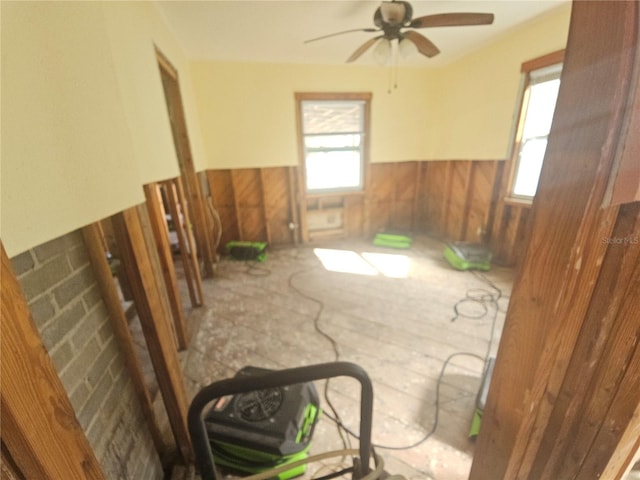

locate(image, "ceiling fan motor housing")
[[376, 1, 413, 27]]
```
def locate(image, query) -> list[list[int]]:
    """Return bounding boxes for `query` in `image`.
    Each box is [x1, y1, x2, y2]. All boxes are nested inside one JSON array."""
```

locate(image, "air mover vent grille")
[[235, 388, 284, 422]]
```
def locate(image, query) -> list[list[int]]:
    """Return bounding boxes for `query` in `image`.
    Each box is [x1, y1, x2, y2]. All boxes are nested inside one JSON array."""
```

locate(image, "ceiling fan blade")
[[403, 31, 440, 58], [409, 12, 494, 29], [347, 35, 384, 63], [304, 28, 380, 44]]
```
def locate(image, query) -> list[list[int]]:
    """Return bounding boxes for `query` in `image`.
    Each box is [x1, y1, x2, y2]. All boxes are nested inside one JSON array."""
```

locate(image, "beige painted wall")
[[190, 3, 571, 168], [102, 1, 179, 184], [431, 3, 572, 160], [0, 1, 206, 257], [0, 1, 570, 257], [1, 2, 145, 257], [190, 61, 437, 168]]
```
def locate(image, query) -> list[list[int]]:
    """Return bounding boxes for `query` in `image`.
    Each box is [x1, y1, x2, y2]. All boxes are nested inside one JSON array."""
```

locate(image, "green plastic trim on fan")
[[225, 241, 268, 262], [469, 408, 483, 437], [296, 404, 321, 444], [443, 243, 492, 271], [210, 440, 311, 479], [373, 233, 412, 249]]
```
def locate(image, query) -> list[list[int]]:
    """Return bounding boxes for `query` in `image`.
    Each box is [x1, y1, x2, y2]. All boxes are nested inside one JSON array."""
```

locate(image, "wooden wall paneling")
[[258, 169, 272, 244], [513, 207, 532, 266], [110, 207, 193, 463], [445, 161, 472, 241], [488, 162, 510, 256], [521, 203, 638, 478], [287, 166, 301, 244], [412, 162, 423, 231], [367, 163, 394, 234], [143, 183, 190, 349], [261, 167, 292, 245], [501, 205, 522, 265], [554, 204, 640, 480], [345, 195, 365, 238], [465, 161, 499, 243], [391, 162, 418, 232], [470, 2, 639, 478], [230, 169, 264, 241], [82, 223, 167, 455], [162, 180, 203, 308], [296, 165, 311, 243], [417, 161, 436, 234], [235, 169, 267, 242], [426, 161, 452, 237], [485, 161, 506, 249], [1, 243, 106, 479], [206, 170, 239, 249]]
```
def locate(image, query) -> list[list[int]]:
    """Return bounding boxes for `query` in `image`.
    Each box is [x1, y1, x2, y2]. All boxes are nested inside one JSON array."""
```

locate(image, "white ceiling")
[[155, 0, 568, 68]]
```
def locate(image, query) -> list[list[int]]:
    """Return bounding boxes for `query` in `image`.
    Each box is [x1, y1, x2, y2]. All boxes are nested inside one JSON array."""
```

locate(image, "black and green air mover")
[[202, 366, 320, 479], [226, 241, 267, 262], [443, 242, 492, 271], [189, 362, 398, 480]]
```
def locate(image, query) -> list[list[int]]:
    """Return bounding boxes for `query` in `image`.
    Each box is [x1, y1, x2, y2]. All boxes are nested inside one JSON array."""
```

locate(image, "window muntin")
[[300, 100, 366, 193], [510, 63, 562, 199]]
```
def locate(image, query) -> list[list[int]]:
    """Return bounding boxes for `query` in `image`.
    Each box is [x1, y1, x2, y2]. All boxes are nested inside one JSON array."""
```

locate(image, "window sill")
[[503, 196, 534, 208], [305, 190, 365, 199]]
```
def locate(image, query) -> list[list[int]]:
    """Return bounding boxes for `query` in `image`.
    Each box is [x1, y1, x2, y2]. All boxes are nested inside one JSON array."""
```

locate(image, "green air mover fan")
[[444, 242, 492, 271], [226, 241, 267, 262], [373, 233, 412, 249], [470, 357, 495, 437], [203, 366, 320, 479]]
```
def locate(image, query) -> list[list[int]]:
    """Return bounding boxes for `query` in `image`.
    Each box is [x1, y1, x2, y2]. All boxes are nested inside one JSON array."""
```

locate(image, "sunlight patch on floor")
[[314, 248, 411, 278]]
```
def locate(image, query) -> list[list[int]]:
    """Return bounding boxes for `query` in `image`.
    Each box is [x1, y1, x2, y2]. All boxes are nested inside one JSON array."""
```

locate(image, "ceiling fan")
[[305, 0, 495, 63]]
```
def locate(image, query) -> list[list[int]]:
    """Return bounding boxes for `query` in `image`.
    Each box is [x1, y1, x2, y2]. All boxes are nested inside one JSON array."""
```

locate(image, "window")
[[296, 93, 371, 194], [510, 54, 563, 200]]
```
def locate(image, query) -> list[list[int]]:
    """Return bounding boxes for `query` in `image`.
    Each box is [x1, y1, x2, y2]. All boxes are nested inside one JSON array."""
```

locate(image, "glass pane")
[[305, 134, 361, 149], [302, 101, 364, 134], [521, 79, 560, 140], [512, 137, 547, 197], [305, 151, 361, 191]]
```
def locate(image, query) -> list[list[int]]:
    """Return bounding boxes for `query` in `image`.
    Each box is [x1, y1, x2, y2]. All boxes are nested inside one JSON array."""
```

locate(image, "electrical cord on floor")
[[322, 351, 485, 452], [288, 269, 353, 455], [223, 257, 272, 277], [282, 261, 511, 480], [305, 267, 508, 453], [243, 261, 271, 277]]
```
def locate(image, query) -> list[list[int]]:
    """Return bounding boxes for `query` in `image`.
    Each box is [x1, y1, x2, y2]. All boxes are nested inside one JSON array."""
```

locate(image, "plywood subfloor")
[[178, 235, 514, 480]]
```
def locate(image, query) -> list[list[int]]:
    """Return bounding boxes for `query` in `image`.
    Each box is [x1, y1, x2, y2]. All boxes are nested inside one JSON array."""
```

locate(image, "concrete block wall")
[[10, 230, 164, 479]]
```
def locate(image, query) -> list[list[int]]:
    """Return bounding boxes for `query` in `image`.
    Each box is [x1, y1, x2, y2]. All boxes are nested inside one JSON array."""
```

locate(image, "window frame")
[[507, 50, 565, 203], [295, 92, 372, 196]]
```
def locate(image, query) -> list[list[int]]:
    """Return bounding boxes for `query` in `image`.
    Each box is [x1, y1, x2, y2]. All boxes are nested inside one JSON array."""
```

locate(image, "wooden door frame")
[[156, 47, 215, 278]]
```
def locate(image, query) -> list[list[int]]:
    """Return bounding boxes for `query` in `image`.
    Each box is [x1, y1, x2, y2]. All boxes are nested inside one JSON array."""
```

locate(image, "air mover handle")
[[188, 362, 374, 480]]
